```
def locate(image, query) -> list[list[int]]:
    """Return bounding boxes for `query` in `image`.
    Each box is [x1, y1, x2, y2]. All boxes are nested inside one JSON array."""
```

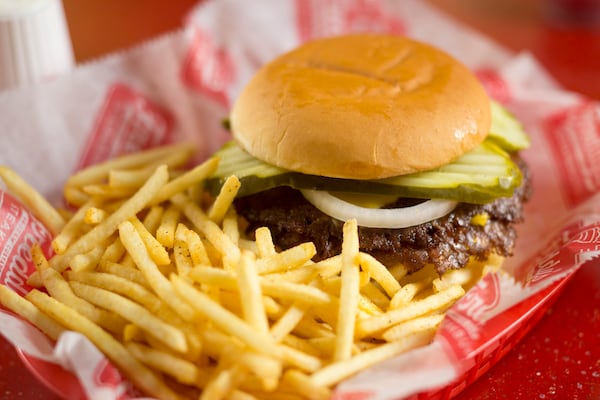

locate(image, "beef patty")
[[234, 157, 532, 275]]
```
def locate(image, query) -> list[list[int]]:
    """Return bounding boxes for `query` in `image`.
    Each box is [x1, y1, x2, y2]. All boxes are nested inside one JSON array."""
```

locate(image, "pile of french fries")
[[0, 144, 497, 400]]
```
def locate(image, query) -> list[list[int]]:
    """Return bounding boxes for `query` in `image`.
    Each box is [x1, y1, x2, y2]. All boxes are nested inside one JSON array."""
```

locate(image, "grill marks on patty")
[[234, 156, 532, 275]]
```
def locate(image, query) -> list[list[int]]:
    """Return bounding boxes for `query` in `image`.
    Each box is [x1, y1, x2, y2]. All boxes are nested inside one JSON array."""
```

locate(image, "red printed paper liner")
[[75, 83, 175, 172], [18, 351, 87, 400], [418, 278, 569, 400]]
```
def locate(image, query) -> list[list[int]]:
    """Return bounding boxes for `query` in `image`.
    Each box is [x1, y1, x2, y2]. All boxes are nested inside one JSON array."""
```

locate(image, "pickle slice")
[[489, 101, 530, 151], [206, 140, 523, 204]]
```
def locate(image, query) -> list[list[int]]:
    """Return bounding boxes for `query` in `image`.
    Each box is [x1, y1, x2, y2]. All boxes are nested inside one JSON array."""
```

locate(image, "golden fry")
[[156, 204, 181, 248], [282, 369, 331, 400], [171, 274, 280, 357], [64, 271, 178, 323], [357, 252, 401, 297], [334, 219, 360, 362], [208, 175, 241, 224], [356, 285, 465, 339], [108, 167, 156, 189], [170, 193, 241, 268], [222, 207, 240, 245], [183, 226, 211, 266], [83, 207, 107, 224], [70, 244, 105, 272], [382, 314, 444, 342], [255, 227, 276, 258], [48, 164, 169, 273], [141, 205, 165, 234], [97, 261, 150, 289], [69, 281, 188, 354], [0, 166, 65, 235], [52, 199, 99, 255], [151, 156, 219, 205], [279, 344, 323, 373], [63, 185, 90, 207], [235, 252, 269, 334], [26, 290, 181, 400], [270, 303, 306, 342], [130, 216, 170, 266], [311, 331, 432, 388], [0, 285, 65, 341], [99, 237, 126, 265], [255, 243, 316, 274], [118, 220, 197, 321], [40, 264, 126, 335], [65, 143, 193, 188], [126, 341, 201, 385]]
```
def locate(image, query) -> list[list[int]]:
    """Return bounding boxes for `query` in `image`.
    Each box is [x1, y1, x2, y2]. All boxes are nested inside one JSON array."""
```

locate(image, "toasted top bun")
[[230, 34, 491, 179]]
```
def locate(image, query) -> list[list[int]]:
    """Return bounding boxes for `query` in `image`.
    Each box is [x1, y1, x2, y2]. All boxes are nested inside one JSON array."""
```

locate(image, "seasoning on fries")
[[0, 143, 497, 400]]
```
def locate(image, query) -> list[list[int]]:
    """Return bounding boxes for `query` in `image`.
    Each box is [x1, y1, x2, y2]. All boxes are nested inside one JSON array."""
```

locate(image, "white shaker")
[[0, 0, 74, 90]]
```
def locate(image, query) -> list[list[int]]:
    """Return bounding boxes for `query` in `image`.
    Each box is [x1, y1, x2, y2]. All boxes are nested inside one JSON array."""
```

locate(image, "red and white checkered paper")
[[1, 1, 599, 399]]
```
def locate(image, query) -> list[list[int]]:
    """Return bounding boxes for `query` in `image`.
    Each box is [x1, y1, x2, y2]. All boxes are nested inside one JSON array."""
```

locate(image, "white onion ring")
[[300, 190, 458, 228]]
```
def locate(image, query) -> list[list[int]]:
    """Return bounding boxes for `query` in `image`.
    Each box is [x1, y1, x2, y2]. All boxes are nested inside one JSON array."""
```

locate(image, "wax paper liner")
[[1, 0, 600, 399]]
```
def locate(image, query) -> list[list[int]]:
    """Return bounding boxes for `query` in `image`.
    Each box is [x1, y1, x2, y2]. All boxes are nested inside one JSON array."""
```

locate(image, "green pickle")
[[207, 103, 528, 204], [488, 100, 530, 151]]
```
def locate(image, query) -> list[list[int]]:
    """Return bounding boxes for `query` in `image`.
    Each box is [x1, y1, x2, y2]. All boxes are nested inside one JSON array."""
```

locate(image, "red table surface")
[[2, 1, 600, 399]]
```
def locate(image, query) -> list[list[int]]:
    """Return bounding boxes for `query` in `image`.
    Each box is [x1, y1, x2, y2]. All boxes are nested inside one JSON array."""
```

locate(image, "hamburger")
[[206, 34, 531, 276]]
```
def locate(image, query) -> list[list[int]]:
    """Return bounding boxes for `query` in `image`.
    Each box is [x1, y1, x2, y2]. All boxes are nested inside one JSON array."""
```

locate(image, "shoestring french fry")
[[141, 205, 165, 234], [82, 184, 138, 200], [255, 242, 316, 274], [126, 341, 202, 385], [83, 206, 107, 224], [170, 192, 241, 269], [381, 314, 445, 342], [182, 225, 211, 266], [25, 289, 182, 400], [65, 271, 167, 317], [173, 235, 194, 277], [130, 216, 171, 266], [334, 219, 360, 362], [70, 243, 107, 272], [118, 220, 197, 322], [357, 252, 401, 297], [0, 285, 65, 341], [310, 331, 432, 388], [151, 157, 219, 206], [156, 204, 181, 248], [222, 207, 240, 245], [0, 166, 65, 235], [236, 252, 269, 334], [64, 185, 90, 208], [171, 274, 281, 358], [282, 369, 331, 400], [208, 175, 241, 224], [37, 255, 127, 336], [0, 144, 493, 399], [96, 261, 150, 289], [69, 281, 188, 353], [44, 164, 169, 276], [65, 142, 194, 188], [355, 285, 466, 339], [52, 199, 100, 254], [108, 166, 158, 189], [270, 303, 307, 342]]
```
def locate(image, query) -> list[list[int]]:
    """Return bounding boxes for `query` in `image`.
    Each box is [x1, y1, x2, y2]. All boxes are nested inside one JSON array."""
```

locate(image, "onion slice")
[[300, 190, 458, 228]]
